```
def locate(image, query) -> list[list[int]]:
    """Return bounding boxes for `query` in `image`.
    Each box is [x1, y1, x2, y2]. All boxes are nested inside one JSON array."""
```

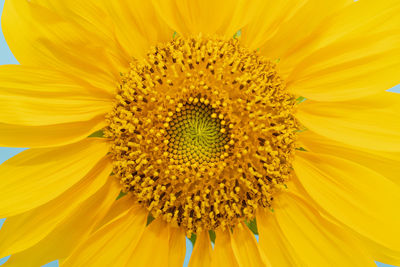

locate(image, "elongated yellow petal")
[[94, 194, 137, 231], [33, 0, 115, 41], [271, 193, 376, 266], [168, 227, 186, 267], [126, 218, 171, 266], [62, 205, 147, 266], [286, 0, 400, 101], [297, 92, 400, 151], [0, 65, 112, 126], [1, 0, 124, 95], [242, 0, 400, 101], [0, 117, 105, 148], [188, 231, 212, 267], [294, 152, 400, 258], [0, 157, 112, 258], [211, 229, 239, 267], [0, 138, 109, 217], [288, 31, 400, 101], [230, 223, 268, 267], [360, 237, 400, 266], [152, 0, 262, 38], [5, 178, 121, 267], [299, 130, 400, 186], [241, 0, 351, 76], [0, 65, 108, 148], [257, 209, 302, 266], [104, 0, 173, 60]]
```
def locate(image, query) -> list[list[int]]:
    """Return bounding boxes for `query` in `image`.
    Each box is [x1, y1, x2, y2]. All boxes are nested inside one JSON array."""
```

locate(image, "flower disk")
[[105, 36, 298, 235]]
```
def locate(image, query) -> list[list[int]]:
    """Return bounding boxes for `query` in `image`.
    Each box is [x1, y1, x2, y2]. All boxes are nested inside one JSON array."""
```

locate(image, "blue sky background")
[[0, 0, 399, 266]]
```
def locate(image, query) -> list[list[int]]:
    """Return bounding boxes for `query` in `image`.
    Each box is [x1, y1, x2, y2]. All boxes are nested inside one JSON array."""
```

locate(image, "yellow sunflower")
[[1, 0, 400, 266]]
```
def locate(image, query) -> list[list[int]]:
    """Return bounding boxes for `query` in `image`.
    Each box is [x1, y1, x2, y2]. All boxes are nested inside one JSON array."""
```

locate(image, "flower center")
[[105, 35, 298, 236], [166, 101, 231, 164]]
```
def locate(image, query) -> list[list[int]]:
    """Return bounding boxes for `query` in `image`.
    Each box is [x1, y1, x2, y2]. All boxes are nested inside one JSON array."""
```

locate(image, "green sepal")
[[295, 147, 308, 152], [208, 230, 216, 244], [146, 213, 155, 226], [189, 233, 197, 247], [88, 130, 104, 138], [294, 127, 308, 133], [116, 190, 127, 200], [296, 96, 307, 104], [245, 218, 259, 235], [233, 29, 242, 39]]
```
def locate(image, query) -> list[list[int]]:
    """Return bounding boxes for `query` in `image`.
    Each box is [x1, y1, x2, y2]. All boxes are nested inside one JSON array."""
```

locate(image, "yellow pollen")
[[105, 35, 298, 235]]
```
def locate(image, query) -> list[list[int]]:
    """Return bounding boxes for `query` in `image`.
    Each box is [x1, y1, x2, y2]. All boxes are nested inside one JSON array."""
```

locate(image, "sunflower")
[[0, 0, 400, 266]]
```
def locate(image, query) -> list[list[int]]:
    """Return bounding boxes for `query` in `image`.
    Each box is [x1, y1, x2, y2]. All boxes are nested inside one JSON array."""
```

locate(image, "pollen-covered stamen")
[[105, 35, 298, 236]]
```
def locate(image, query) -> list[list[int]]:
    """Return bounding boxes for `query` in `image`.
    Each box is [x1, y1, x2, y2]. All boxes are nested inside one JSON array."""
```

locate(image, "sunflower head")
[[105, 35, 298, 235], [2, 0, 400, 266]]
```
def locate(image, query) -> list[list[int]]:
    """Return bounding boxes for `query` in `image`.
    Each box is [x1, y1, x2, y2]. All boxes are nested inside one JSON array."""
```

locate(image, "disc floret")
[[105, 36, 298, 235]]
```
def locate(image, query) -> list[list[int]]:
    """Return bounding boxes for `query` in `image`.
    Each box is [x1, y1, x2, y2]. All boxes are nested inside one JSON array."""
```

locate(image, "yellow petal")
[[230, 223, 268, 267], [126, 218, 171, 266], [0, 157, 112, 258], [241, 0, 351, 76], [0, 65, 112, 126], [34, 0, 116, 41], [299, 130, 400, 186], [242, 0, 400, 101], [1, 0, 124, 94], [62, 205, 147, 266], [0, 65, 110, 146], [288, 32, 400, 101], [297, 91, 400, 151], [168, 227, 186, 267], [94, 194, 137, 231], [4, 177, 121, 267], [0, 138, 109, 217], [104, 0, 174, 60], [152, 0, 263, 38], [294, 151, 400, 257], [257, 209, 302, 266], [0, 64, 108, 148], [0, 117, 105, 148], [286, 0, 400, 101], [188, 231, 212, 267], [271, 193, 376, 266], [360, 236, 400, 266], [211, 229, 239, 267]]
